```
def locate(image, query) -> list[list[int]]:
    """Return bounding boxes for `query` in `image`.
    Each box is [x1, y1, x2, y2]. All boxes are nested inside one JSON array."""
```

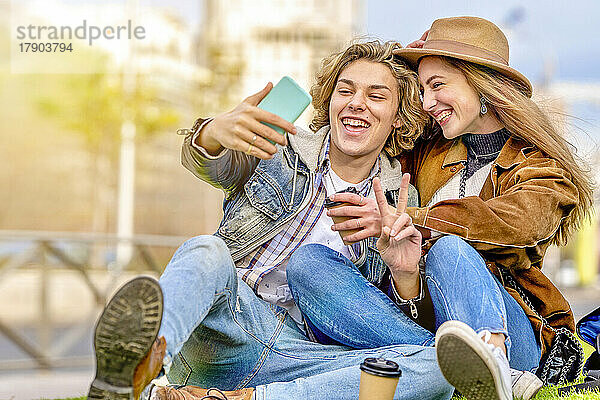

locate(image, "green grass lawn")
[[451, 371, 600, 399], [533, 386, 600, 400]]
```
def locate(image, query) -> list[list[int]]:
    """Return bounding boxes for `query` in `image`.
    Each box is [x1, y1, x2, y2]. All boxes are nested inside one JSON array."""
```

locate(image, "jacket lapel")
[[417, 137, 466, 206]]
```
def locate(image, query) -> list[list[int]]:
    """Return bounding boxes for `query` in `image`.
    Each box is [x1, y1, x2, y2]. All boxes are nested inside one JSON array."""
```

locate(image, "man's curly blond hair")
[[309, 40, 428, 156]]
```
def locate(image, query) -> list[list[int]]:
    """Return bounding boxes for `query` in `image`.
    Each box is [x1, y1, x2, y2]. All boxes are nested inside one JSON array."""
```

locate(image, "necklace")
[[325, 169, 342, 194], [459, 166, 466, 199], [325, 167, 376, 198], [470, 149, 501, 161]]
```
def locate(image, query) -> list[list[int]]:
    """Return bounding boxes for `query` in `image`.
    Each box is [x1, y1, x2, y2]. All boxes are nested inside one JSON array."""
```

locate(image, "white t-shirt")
[[257, 167, 375, 322]]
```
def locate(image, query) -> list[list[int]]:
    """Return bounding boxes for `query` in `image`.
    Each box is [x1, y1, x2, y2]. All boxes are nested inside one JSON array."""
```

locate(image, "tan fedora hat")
[[394, 16, 533, 97]]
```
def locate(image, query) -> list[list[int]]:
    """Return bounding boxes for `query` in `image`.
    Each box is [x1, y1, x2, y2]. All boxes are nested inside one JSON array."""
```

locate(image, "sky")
[[366, 0, 600, 84]]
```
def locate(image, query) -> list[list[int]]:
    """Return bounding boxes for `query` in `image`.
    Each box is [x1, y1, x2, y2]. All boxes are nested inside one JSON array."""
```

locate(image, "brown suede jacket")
[[399, 133, 579, 360]]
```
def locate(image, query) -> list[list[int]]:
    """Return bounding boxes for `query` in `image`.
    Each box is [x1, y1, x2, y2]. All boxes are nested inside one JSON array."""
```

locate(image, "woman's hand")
[[405, 30, 429, 49], [196, 83, 297, 160], [374, 174, 422, 298], [327, 191, 388, 243]]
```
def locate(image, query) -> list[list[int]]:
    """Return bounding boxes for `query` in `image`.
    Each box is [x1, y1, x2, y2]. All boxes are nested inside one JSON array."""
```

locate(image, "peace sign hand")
[[373, 174, 422, 298]]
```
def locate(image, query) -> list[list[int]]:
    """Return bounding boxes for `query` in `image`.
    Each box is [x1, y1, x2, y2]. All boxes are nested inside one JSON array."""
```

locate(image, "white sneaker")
[[511, 369, 543, 400], [435, 320, 512, 400]]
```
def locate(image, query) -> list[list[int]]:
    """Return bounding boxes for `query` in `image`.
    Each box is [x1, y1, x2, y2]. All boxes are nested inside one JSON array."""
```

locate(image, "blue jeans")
[[287, 235, 541, 373], [157, 235, 453, 400]]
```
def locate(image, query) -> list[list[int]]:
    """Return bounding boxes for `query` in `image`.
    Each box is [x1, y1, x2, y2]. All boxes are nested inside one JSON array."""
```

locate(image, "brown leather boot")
[[154, 386, 254, 400], [133, 336, 167, 398], [87, 276, 164, 400]]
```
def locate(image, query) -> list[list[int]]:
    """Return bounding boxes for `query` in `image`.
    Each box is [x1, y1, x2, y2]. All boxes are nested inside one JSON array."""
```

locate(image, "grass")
[[533, 385, 600, 399], [453, 384, 600, 399], [450, 375, 600, 400], [454, 385, 600, 399]]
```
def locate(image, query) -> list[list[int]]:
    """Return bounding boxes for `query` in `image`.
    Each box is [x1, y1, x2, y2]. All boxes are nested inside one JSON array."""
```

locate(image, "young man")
[[87, 41, 453, 400]]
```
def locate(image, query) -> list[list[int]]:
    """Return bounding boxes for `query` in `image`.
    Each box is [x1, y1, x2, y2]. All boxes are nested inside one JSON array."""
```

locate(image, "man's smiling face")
[[328, 59, 401, 163]]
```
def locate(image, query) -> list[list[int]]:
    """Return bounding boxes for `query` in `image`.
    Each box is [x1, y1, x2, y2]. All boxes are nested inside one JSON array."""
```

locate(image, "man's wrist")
[[194, 119, 222, 155], [388, 272, 429, 321]]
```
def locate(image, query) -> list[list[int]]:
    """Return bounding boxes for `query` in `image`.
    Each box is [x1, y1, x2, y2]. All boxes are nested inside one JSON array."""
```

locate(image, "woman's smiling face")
[[418, 56, 499, 139]]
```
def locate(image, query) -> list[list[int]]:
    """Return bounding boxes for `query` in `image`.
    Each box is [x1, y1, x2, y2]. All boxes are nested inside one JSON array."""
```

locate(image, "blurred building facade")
[[198, 0, 365, 125], [4, 1, 216, 236], [2, 0, 365, 239]]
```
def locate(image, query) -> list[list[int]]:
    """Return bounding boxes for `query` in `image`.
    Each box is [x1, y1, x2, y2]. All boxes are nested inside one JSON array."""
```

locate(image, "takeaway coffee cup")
[[359, 357, 402, 400], [324, 187, 361, 245]]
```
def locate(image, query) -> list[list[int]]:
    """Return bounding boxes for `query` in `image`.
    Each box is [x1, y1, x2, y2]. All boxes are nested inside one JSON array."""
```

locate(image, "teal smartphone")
[[257, 76, 312, 143]]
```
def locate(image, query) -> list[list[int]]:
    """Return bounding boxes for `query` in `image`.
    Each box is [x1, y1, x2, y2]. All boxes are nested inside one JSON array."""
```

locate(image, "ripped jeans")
[[157, 235, 453, 400]]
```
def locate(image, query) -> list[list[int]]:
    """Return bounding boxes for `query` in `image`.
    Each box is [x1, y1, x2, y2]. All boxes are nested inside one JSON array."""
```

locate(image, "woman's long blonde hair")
[[310, 40, 428, 156], [444, 57, 595, 244]]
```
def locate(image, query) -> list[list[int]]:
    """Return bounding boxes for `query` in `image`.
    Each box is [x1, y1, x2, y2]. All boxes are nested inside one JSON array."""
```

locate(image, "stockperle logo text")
[[16, 20, 146, 46]]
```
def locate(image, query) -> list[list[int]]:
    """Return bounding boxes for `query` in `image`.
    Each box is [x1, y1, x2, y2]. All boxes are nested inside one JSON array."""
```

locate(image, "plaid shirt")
[[236, 139, 380, 292]]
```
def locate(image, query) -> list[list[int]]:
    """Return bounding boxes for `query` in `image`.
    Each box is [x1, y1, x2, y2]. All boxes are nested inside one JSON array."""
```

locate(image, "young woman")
[[287, 16, 594, 400]]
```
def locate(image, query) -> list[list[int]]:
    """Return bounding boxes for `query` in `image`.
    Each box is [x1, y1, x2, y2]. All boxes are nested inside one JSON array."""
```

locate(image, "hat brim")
[[394, 47, 532, 98]]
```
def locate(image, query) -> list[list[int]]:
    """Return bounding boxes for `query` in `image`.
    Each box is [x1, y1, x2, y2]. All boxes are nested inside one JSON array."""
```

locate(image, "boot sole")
[[88, 276, 163, 400], [436, 321, 510, 400]]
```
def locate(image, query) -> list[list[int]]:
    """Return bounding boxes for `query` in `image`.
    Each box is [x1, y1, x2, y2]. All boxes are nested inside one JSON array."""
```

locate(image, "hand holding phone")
[[197, 78, 310, 160], [257, 76, 312, 144]]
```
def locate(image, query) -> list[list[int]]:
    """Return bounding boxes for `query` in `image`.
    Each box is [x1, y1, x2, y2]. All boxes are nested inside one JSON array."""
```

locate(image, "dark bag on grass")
[[557, 306, 600, 396], [536, 328, 585, 385], [500, 269, 584, 385]]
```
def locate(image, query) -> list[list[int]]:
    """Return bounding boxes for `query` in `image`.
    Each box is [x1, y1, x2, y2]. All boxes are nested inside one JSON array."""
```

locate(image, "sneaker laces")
[[510, 368, 523, 380]]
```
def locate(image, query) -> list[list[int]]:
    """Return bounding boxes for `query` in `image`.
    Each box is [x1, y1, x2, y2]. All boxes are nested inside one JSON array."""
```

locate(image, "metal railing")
[[0, 230, 187, 371]]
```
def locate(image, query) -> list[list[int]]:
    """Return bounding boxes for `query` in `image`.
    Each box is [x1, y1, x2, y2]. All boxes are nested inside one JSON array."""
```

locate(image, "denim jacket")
[[181, 124, 417, 287]]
